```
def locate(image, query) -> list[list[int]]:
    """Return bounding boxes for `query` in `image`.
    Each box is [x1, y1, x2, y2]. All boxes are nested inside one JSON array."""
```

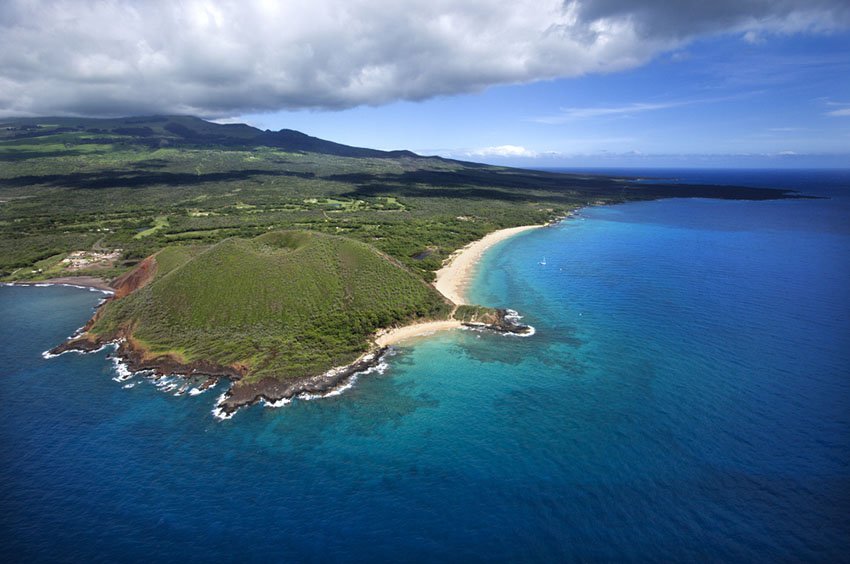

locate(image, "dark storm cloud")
[[0, 0, 847, 118], [575, 0, 850, 38]]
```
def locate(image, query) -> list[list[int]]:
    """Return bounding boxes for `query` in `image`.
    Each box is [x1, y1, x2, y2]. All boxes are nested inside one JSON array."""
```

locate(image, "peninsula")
[[49, 229, 533, 415]]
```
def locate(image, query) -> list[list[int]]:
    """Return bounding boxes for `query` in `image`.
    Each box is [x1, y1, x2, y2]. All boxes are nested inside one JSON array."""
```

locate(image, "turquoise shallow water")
[[1, 170, 849, 561]]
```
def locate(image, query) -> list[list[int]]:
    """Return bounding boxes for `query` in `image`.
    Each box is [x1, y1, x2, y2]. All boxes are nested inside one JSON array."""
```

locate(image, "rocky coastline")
[[214, 349, 390, 417], [40, 223, 538, 418], [48, 305, 533, 418], [49, 333, 245, 380]]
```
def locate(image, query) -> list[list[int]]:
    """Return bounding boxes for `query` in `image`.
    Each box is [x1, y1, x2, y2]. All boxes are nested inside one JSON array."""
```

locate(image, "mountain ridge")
[[2, 114, 422, 158]]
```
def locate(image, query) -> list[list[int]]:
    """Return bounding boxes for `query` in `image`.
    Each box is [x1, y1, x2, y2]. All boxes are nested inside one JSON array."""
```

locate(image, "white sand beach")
[[374, 320, 463, 347], [433, 224, 543, 305], [374, 223, 544, 347]]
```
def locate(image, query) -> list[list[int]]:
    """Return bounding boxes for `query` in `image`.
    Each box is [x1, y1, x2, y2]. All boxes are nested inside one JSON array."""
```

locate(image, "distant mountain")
[[2, 115, 419, 158]]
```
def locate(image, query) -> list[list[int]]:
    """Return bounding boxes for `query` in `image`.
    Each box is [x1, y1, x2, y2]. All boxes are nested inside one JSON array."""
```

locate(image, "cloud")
[[573, 0, 850, 39], [1, 0, 848, 117], [469, 145, 539, 158], [743, 30, 765, 44], [534, 93, 757, 123], [535, 101, 687, 123], [822, 99, 850, 116]]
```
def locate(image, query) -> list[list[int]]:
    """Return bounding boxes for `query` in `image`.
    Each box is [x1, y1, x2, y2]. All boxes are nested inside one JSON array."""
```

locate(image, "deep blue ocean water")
[[1, 169, 848, 562]]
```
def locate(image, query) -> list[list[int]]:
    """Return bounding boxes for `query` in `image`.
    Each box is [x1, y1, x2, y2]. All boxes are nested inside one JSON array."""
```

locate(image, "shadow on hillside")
[[341, 182, 572, 203], [329, 168, 623, 191], [332, 169, 795, 202], [0, 149, 109, 161], [128, 159, 170, 170], [332, 169, 619, 203], [0, 163, 795, 202], [0, 169, 316, 189]]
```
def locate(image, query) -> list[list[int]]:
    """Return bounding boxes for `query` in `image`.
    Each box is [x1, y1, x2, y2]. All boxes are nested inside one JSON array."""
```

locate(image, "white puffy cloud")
[[470, 145, 539, 158], [1, 0, 848, 117]]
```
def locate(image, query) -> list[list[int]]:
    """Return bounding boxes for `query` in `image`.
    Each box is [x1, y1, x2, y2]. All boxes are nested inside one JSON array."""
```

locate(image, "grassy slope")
[[91, 231, 450, 382]]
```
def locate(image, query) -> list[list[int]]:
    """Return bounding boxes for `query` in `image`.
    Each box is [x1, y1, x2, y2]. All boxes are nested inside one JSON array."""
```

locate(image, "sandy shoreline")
[[5, 276, 114, 292], [375, 223, 545, 346], [374, 320, 463, 347], [434, 224, 544, 305]]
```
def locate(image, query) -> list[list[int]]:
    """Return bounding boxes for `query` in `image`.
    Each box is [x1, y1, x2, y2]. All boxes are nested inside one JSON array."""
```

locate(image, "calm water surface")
[[1, 170, 848, 561]]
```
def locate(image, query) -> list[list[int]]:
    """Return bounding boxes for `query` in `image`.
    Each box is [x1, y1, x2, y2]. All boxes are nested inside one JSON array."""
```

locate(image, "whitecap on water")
[[280, 353, 391, 404], [111, 356, 134, 382], [313, 359, 390, 399], [211, 391, 235, 420], [263, 397, 292, 408], [503, 325, 536, 337]]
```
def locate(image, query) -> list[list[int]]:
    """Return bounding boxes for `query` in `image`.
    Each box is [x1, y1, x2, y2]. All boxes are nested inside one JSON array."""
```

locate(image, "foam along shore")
[[434, 224, 544, 305], [6, 276, 114, 293], [374, 320, 463, 347]]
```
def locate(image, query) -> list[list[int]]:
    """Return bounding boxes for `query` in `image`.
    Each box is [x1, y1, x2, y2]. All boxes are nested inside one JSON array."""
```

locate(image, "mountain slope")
[[1, 115, 417, 157], [88, 230, 451, 382]]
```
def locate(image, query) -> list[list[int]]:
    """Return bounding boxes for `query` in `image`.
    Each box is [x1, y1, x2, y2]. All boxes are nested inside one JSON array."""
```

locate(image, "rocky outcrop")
[[49, 334, 104, 354], [461, 308, 534, 335], [113, 338, 245, 380], [49, 332, 244, 381], [215, 349, 388, 417]]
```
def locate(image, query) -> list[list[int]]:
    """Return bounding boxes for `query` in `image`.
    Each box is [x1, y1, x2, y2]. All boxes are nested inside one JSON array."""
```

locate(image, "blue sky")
[[241, 31, 850, 167], [2, 0, 849, 167]]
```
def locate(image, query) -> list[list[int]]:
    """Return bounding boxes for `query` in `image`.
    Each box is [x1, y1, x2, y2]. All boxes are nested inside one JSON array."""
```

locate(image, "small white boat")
[[539, 257, 547, 265]]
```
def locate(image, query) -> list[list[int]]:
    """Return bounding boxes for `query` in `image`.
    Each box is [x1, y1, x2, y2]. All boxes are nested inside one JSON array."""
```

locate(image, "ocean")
[[1, 169, 848, 561]]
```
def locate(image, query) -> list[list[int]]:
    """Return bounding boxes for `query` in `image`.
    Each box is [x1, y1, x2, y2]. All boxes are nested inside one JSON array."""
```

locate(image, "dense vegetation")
[[0, 115, 792, 283], [92, 231, 451, 382]]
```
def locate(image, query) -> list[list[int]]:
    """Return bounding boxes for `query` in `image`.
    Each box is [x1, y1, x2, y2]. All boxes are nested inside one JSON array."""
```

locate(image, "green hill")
[[90, 230, 451, 383]]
